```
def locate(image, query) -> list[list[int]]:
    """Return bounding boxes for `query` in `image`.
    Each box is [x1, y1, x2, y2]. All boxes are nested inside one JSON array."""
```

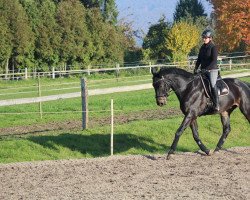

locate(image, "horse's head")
[[152, 68, 171, 107]]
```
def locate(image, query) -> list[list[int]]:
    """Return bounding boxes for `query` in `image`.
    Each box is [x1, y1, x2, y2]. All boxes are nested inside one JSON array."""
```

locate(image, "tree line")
[[0, 0, 134, 73], [0, 0, 248, 74]]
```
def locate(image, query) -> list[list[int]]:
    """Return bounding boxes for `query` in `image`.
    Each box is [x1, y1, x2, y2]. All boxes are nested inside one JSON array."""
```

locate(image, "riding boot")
[[211, 85, 220, 111]]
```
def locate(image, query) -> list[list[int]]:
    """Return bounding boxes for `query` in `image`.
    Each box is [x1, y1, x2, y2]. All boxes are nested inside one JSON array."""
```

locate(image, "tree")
[[166, 21, 199, 63], [85, 8, 106, 64], [80, 0, 118, 24], [207, 0, 250, 51], [35, 0, 60, 70], [173, 0, 211, 55], [56, 0, 93, 69], [0, 0, 35, 70], [102, 0, 118, 24], [0, 15, 12, 72], [174, 0, 207, 22], [19, 0, 41, 32], [142, 16, 171, 60], [21, 0, 61, 70], [117, 19, 137, 62], [86, 8, 135, 64]]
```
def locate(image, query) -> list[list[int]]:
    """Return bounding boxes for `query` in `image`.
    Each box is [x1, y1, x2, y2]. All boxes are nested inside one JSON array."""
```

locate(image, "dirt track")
[[0, 147, 249, 200]]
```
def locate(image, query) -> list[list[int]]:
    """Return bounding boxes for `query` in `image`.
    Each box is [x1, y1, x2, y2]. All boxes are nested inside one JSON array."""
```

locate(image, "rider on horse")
[[194, 29, 220, 111]]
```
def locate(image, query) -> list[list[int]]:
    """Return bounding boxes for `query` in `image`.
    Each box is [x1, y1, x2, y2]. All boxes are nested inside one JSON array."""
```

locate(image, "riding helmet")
[[202, 29, 213, 38]]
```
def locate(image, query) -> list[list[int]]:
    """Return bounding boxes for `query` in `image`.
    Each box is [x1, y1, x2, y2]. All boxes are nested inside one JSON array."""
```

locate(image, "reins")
[[154, 74, 199, 97]]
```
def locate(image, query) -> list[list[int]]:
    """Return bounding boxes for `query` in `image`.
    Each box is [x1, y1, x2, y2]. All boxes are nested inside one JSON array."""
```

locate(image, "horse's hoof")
[[207, 150, 213, 156], [166, 150, 174, 160], [166, 154, 172, 160], [214, 147, 220, 152]]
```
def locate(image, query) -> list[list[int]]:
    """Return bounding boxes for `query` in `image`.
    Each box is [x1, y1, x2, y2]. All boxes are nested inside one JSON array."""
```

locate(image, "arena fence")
[[0, 55, 249, 80]]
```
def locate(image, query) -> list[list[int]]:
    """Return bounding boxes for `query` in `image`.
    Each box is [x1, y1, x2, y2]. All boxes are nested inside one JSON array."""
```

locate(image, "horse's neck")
[[168, 74, 194, 98], [169, 74, 192, 91]]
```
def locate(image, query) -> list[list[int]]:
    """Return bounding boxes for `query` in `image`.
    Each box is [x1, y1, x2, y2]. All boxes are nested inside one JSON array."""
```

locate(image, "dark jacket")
[[195, 41, 218, 71]]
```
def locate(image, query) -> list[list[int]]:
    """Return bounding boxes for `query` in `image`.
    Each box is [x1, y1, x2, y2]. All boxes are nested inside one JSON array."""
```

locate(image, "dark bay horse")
[[152, 67, 250, 159]]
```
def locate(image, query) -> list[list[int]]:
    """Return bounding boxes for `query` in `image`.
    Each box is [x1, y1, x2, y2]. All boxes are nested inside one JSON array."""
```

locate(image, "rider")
[[194, 29, 220, 111]]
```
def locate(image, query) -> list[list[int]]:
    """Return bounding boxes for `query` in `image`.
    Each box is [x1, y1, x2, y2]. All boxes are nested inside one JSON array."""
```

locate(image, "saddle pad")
[[217, 79, 229, 96], [200, 76, 229, 97]]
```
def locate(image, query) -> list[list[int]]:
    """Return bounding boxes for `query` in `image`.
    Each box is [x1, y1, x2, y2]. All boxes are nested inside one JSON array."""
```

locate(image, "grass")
[[0, 69, 152, 100], [0, 75, 249, 164], [0, 109, 249, 164], [0, 86, 182, 129]]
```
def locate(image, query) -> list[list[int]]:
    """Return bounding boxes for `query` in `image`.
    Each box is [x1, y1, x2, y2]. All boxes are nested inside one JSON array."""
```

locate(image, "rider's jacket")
[[195, 41, 218, 71]]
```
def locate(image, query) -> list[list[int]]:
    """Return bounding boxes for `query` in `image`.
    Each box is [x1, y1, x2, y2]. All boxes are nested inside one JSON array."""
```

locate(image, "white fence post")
[[38, 75, 43, 119], [25, 68, 28, 80], [5, 59, 9, 80], [149, 62, 152, 73], [52, 67, 55, 79], [110, 99, 114, 156], [87, 65, 91, 76]]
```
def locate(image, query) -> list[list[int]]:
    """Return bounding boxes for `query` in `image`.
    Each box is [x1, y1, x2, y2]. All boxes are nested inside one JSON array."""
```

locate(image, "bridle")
[[153, 75, 198, 98], [153, 76, 172, 98]]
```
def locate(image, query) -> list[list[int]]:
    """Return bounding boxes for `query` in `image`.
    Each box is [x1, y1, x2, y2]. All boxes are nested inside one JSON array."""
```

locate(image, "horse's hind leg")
[[215, 111, 232, 151], [190, 120, 210, 155], [239, 83, 250, 123]]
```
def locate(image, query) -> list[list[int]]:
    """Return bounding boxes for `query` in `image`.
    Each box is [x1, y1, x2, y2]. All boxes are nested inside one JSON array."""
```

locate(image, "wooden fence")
[[1, 55, 249, 80]]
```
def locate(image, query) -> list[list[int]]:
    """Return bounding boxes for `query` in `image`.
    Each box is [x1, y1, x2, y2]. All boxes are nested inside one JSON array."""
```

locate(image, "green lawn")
[[0, 75, 249, 164], [0, 108, 249, 164]]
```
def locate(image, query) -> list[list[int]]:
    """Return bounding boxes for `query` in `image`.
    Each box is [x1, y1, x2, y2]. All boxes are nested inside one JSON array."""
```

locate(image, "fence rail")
[[1, 62, 249, 80], [1, 55, 249, 80]]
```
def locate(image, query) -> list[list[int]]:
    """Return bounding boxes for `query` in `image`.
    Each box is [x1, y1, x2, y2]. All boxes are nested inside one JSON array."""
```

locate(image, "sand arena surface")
[[0, 147, 249, 200]]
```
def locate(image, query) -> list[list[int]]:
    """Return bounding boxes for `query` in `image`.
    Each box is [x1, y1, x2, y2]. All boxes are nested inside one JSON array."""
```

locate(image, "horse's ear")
[[151, 67, 159, 75]]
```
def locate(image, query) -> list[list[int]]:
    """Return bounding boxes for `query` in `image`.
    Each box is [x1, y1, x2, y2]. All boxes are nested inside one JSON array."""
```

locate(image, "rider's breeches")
[[208, 69, 219, 87]]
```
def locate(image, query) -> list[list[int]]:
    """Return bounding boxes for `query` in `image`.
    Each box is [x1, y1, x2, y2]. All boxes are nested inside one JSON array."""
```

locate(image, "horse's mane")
[[159, 67, 193, 78]]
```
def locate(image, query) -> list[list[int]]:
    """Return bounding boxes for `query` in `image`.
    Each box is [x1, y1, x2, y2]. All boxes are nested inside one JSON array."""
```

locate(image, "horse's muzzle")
[[156, 97, 166, 106]]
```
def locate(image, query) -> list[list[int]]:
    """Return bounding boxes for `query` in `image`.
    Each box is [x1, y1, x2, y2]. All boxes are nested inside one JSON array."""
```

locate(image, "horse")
[[151, 67, 250, 159]]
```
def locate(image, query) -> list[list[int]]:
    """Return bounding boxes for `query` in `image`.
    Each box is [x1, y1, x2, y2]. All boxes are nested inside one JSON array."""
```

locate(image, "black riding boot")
[[211, 85, 220, 111]]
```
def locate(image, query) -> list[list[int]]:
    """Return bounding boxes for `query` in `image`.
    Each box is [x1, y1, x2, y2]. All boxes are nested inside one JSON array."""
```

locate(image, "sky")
[[116, 0, 213, 39]]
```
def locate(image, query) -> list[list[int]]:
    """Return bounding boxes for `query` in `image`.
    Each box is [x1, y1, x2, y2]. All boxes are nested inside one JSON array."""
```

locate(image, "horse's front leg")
[[190, 120, 211, 155], [167, 114, 193, 159]]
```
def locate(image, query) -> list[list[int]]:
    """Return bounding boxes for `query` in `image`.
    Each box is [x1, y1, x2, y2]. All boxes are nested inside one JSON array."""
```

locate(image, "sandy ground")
[[0, 147, 249, 200]]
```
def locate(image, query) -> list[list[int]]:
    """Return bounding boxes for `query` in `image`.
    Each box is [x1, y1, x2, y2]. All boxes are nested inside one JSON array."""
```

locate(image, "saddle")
[[199, 75, 229, 98]]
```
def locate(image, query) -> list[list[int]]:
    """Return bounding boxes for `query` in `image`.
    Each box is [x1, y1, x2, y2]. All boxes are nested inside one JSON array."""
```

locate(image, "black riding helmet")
[[202, 30, 213, 38]]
